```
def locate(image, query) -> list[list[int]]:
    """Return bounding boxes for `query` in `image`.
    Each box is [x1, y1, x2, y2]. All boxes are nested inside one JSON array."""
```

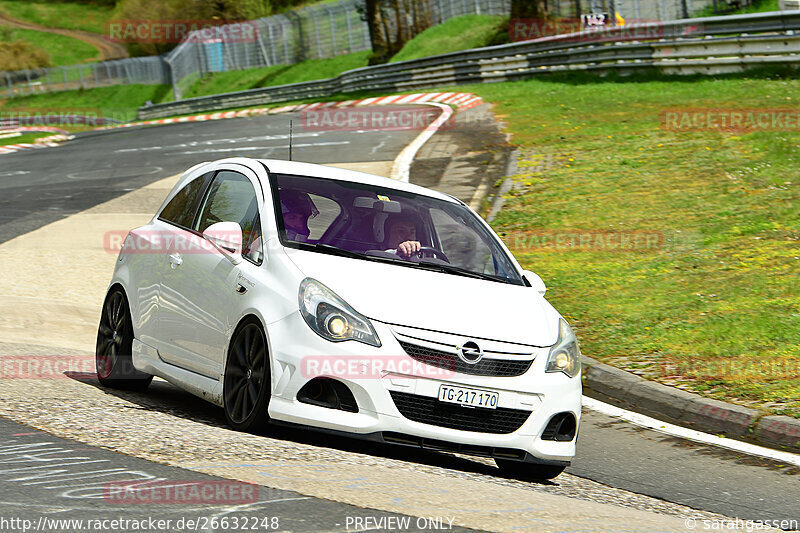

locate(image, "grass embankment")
[[1, 13, 508, 117], [3, 27, 97, 66], [694, 0, 778, 16], [390, 15, 507, 63], [184, 51, 372, 99], [462, 75, 799, 418], [0, 131, 53, 145], [0, 84, 173, 129], [185, 14, 508, 98], [0, 0, 113, 34]]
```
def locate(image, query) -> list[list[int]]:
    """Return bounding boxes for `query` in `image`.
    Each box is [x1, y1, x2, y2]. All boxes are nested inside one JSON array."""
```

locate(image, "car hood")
[[285, 249, 560, 347]]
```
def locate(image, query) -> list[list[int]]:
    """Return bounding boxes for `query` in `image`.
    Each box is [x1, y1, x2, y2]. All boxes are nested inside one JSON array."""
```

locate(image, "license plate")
[[437, 384, 498, 409]]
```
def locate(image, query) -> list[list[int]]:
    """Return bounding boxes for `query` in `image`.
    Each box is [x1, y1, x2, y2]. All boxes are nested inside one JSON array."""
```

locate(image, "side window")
[[159, 173, 211, 229], [196, 171, 263, 264]]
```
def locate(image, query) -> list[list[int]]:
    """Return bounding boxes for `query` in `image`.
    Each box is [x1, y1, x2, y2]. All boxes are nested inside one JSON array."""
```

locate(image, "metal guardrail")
[[138, 11, 800, 120]]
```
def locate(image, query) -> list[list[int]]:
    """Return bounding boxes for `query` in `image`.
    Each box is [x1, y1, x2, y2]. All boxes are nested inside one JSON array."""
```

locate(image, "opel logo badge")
[[457, 341, 483, 365]]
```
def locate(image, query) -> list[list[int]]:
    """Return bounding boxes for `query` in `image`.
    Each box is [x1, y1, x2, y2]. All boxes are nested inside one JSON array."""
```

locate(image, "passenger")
[[280, 190, 318, 242]]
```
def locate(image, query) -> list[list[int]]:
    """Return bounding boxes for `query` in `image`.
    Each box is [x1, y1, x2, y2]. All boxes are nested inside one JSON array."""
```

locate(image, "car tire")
[[223, 319, 270, 433], [495, 458, 566, 481], [96, 288, 153, 391]]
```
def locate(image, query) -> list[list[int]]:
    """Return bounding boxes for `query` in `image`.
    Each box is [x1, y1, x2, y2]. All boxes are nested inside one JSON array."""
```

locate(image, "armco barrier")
[[137, 11, 800, 120]]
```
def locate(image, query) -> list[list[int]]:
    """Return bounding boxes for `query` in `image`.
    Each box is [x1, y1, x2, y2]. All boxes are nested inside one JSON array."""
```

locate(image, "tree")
[[361, 0, 434, 65], [511, 0, 549, 19]]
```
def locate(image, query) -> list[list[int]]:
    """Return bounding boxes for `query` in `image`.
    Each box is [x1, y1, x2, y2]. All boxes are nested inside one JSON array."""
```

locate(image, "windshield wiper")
[[416, 260, 505, 282], [296, 243, 508, 283], [299, 243, 367, 259]]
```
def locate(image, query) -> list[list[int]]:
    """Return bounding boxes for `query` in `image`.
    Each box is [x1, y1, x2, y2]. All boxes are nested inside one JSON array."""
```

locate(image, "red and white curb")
[[1, 93, 483, 155], [96, 92, 484, 131], [0, 133, 75, 155], [0, 126, 69, 134]]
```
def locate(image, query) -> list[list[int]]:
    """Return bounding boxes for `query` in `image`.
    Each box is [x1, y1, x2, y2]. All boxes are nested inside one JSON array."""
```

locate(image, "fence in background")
[[137, 11, 800, 120], [0, 56, 169, 99], [0, 0, 722, 101]]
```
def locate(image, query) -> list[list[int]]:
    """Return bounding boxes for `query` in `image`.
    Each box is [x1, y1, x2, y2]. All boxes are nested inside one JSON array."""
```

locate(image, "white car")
[[97, 157, 581, 480]]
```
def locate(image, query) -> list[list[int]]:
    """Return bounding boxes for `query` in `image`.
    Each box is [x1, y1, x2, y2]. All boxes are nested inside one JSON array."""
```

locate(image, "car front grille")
[[389, 391, 532, 434], [398, 340, 534, 377]]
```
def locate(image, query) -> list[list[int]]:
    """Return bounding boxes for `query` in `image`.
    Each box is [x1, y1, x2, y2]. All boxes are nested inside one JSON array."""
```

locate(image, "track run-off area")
[[0, 105, 797, 532]]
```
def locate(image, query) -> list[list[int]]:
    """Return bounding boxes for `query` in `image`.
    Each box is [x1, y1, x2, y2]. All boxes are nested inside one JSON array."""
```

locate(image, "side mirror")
[[203, 221, 243, 265], [522, 270, 547, 296]]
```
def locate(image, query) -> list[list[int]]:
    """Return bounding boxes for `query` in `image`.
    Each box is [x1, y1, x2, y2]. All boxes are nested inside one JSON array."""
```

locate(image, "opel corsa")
[[97, 157, 582, 480]]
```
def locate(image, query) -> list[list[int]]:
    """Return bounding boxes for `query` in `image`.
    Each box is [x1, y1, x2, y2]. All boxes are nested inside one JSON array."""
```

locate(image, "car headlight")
[[298, 278, 381, 347], [545, 318, 581, 378]]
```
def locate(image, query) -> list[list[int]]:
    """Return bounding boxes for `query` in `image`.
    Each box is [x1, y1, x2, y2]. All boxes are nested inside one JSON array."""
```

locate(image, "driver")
[[280, 189, 318, 242], [385, 213, 422, 258]]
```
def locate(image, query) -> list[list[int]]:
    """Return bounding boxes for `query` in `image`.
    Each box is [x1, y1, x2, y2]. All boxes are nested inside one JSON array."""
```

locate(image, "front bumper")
[[265, 312, 582, 464]]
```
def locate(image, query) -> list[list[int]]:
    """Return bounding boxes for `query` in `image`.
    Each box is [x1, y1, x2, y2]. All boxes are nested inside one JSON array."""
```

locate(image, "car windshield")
[[272, 173, 524, 285]]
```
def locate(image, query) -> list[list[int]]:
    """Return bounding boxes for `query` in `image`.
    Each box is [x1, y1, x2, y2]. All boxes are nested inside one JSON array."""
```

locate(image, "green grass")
[[0, 0, 113, 34], [5, 28, 97, 65], [457, 73, 800, 418], [0, 84, 173, 126], [184, 51, 371, 99], [185, 15, 509, 99], [693, 0, 778, 17], [390, 15, 508, 63], [0, 131, 53, 144]]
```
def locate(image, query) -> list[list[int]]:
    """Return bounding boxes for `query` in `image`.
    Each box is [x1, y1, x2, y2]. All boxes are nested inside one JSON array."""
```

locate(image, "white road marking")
[[390, 103, 453, 182], [113, 132, 330, 153], [176, 141, 350, 155], [583, 396, 800, 467]]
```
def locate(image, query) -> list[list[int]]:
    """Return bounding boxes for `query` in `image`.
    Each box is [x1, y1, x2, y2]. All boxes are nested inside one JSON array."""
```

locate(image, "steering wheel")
[[417, 246, 450, 263]]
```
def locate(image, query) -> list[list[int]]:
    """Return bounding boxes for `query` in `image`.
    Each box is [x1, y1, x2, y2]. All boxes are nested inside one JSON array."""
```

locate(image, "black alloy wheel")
[[223, 320, 270, 432], [95, 288, 153, 391]]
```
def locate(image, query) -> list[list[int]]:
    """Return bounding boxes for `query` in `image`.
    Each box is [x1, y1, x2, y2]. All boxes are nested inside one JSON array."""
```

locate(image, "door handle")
[[169, 253, 183, 269]]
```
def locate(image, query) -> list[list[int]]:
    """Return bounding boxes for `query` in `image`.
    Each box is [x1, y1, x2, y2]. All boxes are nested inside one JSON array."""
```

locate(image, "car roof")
[[256, 159, 461, 205]]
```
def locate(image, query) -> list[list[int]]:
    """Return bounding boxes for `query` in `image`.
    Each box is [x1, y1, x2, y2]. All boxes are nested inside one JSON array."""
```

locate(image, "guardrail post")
[[265, 23, 276, 66], [165, 57, 181, 101], [324, 5, 337, 54], [312, 8, 323, 58], [4, 72, 11, 98], [281, 19, 291, 63], [346, 8, 355, 52], [287, 11, 306, 62]]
